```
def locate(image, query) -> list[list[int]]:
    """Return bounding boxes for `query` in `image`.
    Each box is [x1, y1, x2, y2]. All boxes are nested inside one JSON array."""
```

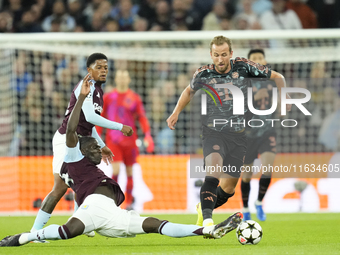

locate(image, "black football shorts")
[[202, 126, 247, 178], [244, 132, 277, 165]]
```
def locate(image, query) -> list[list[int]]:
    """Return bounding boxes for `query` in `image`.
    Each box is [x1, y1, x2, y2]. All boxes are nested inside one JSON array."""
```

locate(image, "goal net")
[[0, 30, 339, 212]]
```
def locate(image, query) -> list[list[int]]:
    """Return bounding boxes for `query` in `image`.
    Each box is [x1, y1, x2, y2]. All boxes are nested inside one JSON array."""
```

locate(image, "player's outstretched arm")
[[270, 71, 292, 112], [81, 95, 133, 136], [66, 74, 91, 148], [270, 71, 286, 90], [82, 100, 124, 130], [75, 76, 134, 136], [121, 125, 133, 136], [167, 85, 195, 130]]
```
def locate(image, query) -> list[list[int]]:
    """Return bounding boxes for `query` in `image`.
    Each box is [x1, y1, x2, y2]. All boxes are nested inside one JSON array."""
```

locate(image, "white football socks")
[[31, 209, 51, 232], [203, 218, 214, 227]]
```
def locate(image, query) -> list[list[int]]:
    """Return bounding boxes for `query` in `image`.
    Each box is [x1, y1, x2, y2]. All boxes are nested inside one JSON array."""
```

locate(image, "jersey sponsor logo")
[[93, 103, 103, 113], [96, 92, 100, 98], [60, 173, 74, 187]]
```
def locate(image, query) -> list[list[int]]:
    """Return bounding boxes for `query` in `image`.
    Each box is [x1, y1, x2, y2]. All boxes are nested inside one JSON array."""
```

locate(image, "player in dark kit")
[[30, 53, 133, 238], [167, 36, 291, 229], [0, 76, 243, 246], [241, 49, 277, 221]]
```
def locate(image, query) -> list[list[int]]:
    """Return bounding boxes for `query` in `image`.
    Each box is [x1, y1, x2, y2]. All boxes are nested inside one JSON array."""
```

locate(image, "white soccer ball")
[[236, 220, 262, 245]]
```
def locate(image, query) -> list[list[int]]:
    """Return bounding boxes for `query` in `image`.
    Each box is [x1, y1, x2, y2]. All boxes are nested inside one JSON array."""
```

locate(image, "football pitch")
[[0, 213, 339, 255]]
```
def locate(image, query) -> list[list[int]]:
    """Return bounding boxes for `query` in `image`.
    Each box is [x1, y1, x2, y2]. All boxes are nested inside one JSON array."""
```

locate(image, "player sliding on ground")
[[31, 53, 133, 239], [0, 75, 243, 247]]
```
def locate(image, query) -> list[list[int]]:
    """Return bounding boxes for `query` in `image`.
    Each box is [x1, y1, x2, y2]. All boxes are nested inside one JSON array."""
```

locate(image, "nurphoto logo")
[[199, 82, 311, 128]]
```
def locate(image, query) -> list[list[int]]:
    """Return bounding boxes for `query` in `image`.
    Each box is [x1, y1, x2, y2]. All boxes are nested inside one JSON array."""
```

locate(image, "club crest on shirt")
[[82, 205, 89, 210], [232, 72, 239, 79]]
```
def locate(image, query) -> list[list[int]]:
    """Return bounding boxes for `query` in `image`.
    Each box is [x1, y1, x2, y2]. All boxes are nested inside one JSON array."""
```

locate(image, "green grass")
[[0, 213, 339, 255]]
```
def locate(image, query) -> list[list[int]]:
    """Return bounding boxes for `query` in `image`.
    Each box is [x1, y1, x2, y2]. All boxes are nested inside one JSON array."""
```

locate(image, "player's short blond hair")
[[210, 36, 233, 53]]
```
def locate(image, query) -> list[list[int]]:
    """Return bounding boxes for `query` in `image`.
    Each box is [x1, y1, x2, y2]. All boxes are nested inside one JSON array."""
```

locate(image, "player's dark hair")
[[248, 49, 265, 59], [86, 53, 108, 68], [79, 136, 96, 151]]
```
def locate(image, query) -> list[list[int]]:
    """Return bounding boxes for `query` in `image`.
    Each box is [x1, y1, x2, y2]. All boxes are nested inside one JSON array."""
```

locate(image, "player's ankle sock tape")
[[28, 224, 66, 242], [200, 176, 219, 219], [241, 180, 251, 208], [214, 187, 234, 209], [158, 220, 169, 235], [58, 225, 71, 239], [258, 174, 271, 201]]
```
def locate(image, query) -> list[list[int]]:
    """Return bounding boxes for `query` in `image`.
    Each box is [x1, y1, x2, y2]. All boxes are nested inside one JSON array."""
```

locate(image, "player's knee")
[[65, 218, 85, 238], [262, 171, 272, 178], [51, 178, 68, 197], [242, 178, 251, 183], [205, 152, 223, 166], [125, 166, 133, 176], [142, 217, 163, 233], [51, 185, 68, 198], [221, 185, 235, 194], [204, 176, 219, 185]]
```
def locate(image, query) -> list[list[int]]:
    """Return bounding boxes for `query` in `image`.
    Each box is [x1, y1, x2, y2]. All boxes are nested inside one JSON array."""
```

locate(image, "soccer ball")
[[236, 220, 262, 245]]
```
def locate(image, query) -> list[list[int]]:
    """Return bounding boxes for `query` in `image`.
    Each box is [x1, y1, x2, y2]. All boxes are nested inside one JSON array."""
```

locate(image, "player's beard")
[[89, 154, 102, 165], [96, 79, 106, 85], [216, 62, 229, 73]]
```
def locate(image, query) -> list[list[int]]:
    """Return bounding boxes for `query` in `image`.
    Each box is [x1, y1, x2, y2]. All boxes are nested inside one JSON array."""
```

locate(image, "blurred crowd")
[[4, 51, 197, 156], [1, 0, 340, 157], [9, 52, 84, 156], [2, 48, 339, 157], [1, 0, 340, 33]]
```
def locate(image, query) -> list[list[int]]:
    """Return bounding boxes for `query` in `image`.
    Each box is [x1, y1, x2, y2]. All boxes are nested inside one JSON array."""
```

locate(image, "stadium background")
[[0, 0, 340, 214]]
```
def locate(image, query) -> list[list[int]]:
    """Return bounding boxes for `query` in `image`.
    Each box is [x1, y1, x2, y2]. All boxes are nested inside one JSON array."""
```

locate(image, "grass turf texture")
[[0, 213, 339, 255]]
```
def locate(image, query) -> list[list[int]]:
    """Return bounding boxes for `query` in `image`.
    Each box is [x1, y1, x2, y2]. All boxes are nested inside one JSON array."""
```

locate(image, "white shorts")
[[52, 131, 66, 174], [72, 194, 146, 238]]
